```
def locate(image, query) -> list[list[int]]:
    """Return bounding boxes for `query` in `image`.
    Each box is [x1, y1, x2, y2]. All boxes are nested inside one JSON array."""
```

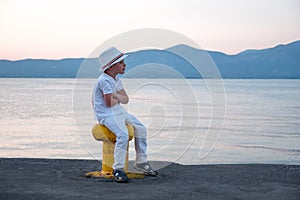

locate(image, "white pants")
[[99, 111, 147, 170]]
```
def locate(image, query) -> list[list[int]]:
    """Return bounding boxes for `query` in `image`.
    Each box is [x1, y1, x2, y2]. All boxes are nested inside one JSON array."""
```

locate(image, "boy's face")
[[109, 60, 126, 74]]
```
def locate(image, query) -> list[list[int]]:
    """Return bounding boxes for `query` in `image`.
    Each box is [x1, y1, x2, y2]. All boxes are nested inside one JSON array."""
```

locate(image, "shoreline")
[[1, 158, 300, 200]]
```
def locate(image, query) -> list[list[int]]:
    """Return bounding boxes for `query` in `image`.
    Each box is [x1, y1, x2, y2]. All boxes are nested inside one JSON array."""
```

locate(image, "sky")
[[0, 0, 299, 60]]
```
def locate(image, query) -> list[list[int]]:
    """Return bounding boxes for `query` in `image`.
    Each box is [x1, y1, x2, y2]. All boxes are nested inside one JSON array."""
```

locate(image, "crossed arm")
[[104, 89, 129, 107]]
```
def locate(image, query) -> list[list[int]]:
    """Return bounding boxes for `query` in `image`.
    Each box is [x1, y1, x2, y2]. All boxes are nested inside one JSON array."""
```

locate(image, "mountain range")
[[1, 40, 299, 78]]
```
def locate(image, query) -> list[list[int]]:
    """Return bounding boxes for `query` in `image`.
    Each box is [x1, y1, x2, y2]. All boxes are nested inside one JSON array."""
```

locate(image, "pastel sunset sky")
[[1, 0, 299, 60]]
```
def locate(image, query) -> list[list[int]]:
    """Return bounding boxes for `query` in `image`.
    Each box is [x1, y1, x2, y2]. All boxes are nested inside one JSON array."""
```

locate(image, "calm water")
[[0, 78, 299, 165]]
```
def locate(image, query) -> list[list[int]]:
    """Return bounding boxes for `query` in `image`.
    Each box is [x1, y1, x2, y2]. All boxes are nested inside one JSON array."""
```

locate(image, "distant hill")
[[0, 58, 84, 78], [211, 40, 300, 78], [0, 40, 299, 78]]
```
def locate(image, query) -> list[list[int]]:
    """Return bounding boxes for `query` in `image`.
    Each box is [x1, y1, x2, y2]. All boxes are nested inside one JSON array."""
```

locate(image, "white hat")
[[98, 47, 129, 72]]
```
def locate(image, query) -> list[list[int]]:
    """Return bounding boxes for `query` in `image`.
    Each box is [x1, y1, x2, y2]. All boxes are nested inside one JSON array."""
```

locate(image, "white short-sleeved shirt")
[[92, 73, 124, 120]]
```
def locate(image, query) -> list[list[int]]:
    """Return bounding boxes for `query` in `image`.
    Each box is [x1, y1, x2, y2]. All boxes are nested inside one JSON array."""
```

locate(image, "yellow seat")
[[92, 123, 134, 142], [85, 123, 144, 179]]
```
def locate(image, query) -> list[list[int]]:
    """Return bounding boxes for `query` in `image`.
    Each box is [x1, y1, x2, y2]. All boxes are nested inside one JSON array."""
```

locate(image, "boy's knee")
[[140, 125, 147, 134], [134, 124, 147, 138], [116, 133, 129, 144]]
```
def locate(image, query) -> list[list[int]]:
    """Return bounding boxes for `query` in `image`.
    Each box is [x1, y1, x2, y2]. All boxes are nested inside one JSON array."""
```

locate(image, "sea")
[[0, 78, 299, 166]]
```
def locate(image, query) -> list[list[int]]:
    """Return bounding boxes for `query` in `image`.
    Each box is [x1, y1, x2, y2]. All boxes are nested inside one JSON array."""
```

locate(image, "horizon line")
[[1, 39, 299, 62]]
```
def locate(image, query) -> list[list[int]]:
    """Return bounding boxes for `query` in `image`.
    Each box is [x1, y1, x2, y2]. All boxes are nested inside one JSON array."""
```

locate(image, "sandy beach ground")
[[1, 158, 299, 200]]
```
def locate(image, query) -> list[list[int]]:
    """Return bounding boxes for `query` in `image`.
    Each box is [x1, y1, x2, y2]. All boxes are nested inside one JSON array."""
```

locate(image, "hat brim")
[[100, 54, 129, 72]]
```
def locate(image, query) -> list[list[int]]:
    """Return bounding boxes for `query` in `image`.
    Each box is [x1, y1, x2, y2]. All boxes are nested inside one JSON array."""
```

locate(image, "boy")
[[92, 47, 158, 183]]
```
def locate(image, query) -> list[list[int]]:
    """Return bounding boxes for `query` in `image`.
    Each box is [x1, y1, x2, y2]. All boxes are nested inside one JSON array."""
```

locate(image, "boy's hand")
[[104, 93, 119, 107], [113, 89, 129, 104], [104, 89, 129, 107]]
